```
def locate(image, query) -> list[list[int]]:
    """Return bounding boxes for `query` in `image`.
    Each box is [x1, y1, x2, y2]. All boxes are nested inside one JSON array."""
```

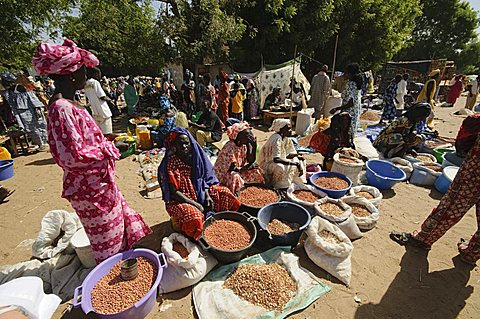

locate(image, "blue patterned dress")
[[341, 81, 362, 134], [382, 81, 398, 121]]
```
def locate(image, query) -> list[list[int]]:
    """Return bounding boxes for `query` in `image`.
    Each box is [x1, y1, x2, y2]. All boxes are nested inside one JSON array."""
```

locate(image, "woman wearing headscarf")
[[32, 39, 152, 263], [258, 119, 306, 189], [390, 116, 480, 266], [309, 113, 355, 168], [0, 72, 49, 150], [446, 74, 464, 106], [330, 63, 363, 134], [381, 75, 402, 122], [124, 77, 139, 116], [373, 103, 431, 158], [217, 71, 230, 125], [158, 127, 240, 239], [417, 69, 440, 127], [214, 122, 265, 193], [156, 95, 177, 146]]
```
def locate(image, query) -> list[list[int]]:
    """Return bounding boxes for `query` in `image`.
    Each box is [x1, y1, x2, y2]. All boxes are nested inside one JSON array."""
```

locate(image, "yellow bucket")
[[0, 147, 11, 160]]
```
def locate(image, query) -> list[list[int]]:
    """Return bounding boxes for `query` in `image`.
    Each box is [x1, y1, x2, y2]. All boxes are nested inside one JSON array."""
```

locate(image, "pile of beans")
[[91, 257, 157, 314], [224, 264, 296, 310], [356, 191, 374, 200], [173, 242, 189, 259], [319, 202, 345, 216], [314, 176, 349, 190], [319, 229, 341, 244], [350, 203, 371, 217], [204, 219, 252, 251], [422, 164, 442, 172], [339, 156, 359, 164], [293, 190, 322, 203], [267, 219, 300, 235], [416, 155, 434, 163], [238, 186, 278, 208]]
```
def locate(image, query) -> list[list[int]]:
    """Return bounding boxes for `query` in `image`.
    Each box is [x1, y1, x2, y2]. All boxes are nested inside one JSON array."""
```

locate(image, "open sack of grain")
[[346, 185, 383, 207], [159, 233, 217, 294], [304, 216, 353, 286], [342, 197, 380, 230], [192, 247, 330, 319], [314, 198, 363, 240], [388, 157, 414, 180], [286, 183, 326, 208]]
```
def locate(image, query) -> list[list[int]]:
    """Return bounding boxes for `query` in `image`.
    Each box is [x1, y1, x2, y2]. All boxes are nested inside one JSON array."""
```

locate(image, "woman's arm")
[[169, 183, 204, 211]]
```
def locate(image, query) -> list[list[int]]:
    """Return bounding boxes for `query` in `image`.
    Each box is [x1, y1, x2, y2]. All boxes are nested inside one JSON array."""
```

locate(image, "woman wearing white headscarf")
[[257, 119, 306, 189]]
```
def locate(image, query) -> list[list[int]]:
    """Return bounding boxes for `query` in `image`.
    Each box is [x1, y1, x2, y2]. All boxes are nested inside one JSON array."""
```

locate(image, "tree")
[[63, 0, 169, 75], [0, 0, 72, 70], [455, 40, 480, 74], [397, 0, 478, 61]]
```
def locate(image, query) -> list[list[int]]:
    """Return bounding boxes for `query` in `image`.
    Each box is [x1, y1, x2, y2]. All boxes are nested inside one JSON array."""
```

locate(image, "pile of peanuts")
[[238, 186, 278, 207], [350, 203, 371, 217], [173, 242, 190, 259], [356, 191, 374, 200], [319, 229, 341, 244], [91, 257, 157, 314], [267, 219, 300, 235], [293, 190, 322, 203], [319, 202, 345, 216], [203, 219, 252, 251], [224, 263, 296, 310], [314, 176, 349, 190]]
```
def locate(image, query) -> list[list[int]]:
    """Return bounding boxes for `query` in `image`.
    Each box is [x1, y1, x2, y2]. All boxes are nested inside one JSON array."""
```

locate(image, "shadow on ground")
[[354, 246, 475, 319]]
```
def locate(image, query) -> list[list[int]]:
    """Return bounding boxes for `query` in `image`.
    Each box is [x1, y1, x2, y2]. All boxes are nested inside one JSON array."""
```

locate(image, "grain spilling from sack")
[[319, 202, 345, 216], [314, 176, 349, 190], [356, 191, 374, 200], [204, 220, 252, 251], [238, 186, 278, 207], [173, 242, 189, 259], [91, 257, 157, 314], [350, 203, 371, 217], [224, 264, 296, 310], [267, 219, 300, 235], [293, 190, 322, 203], [319, 229, 341, 244]]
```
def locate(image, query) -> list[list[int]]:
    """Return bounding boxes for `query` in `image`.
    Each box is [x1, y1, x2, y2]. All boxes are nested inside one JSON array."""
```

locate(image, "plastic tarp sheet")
[[192, 247, 330, 319]]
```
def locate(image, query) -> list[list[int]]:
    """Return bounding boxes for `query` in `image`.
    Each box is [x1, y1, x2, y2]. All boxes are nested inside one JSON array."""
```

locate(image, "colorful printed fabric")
[[382, 81, 398, 121], [32, 38, 99, 76], [48, 98, 152, 262], [455, 113, 480, 157], [226, 122, 250, 141], [373, 116, 421, 158], [341, 80, 362, 134], [214, 141, 265, 193], [413, 136, 480, 263], [217, 82, 230, 125], [166, 154, 240, 239]]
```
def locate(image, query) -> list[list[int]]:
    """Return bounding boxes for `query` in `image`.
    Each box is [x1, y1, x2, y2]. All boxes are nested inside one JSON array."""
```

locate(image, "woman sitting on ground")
[[373, 103, 431, 158], [309, 112, 355, 168], [158, 127, 240, 240], [257, 119, 306, 189], [214, 122, 265, 193]]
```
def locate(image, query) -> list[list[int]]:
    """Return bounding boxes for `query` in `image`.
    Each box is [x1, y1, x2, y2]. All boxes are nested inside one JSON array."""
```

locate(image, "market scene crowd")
[[1, 1, 480, 319]]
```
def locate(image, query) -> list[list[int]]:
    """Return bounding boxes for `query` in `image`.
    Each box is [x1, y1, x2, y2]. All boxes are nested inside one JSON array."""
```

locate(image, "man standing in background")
[[84, 67, 113, 138], [309, 64, 331, 120], [396, 73, 409, 109]]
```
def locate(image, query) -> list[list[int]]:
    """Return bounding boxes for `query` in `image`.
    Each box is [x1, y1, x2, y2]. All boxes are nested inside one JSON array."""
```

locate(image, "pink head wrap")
[[227, 122, 251, 141], [32, 38, 99, 76]]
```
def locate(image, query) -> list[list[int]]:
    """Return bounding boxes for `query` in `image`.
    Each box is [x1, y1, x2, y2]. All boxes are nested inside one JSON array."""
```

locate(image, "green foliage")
[[63, 0, 168, 76], [456, 40, 480, 74], [398, 0, 478, 60], [0, 0, 72, 70]]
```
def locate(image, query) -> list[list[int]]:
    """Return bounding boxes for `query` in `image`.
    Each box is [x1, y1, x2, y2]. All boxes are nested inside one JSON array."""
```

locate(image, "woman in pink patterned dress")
[[214, 122, 265, 193], [32, 39, 152, 263]]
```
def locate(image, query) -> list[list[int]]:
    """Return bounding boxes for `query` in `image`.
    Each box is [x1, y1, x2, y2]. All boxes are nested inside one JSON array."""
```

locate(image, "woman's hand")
[[204, 190, 214, 211]]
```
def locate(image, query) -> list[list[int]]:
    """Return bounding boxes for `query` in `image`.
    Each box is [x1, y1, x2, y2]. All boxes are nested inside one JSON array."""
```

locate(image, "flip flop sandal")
[[457, 238, 468, 251], [389, 231, 431, 250]]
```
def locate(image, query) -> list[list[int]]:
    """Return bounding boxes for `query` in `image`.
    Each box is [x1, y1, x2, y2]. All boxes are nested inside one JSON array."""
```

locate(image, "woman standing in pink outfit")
[[32, 39, 152, 263]]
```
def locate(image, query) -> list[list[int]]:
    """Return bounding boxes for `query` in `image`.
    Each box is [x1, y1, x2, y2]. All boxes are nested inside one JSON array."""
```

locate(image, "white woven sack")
[[410, 162, 442, 186], [286, 183, 326, 208], [331, 153, 364, 186], [389, 157, 414, 180], [403, 153, 437, 164], [347, 185, 383, 208], [304, 216, 353, 285], [343, 197, 380, 230], [159, 233, 217, 294], [314, 198, 363, 240]]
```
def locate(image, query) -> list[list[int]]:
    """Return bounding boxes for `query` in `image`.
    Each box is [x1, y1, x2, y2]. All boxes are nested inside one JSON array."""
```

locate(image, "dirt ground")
[[0, 96, 479, 319]]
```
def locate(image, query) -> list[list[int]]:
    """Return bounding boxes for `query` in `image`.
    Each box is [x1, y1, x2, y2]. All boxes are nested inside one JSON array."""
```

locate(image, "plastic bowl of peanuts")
[[309, 171, 352, 199], [73, 248, 167, 319]]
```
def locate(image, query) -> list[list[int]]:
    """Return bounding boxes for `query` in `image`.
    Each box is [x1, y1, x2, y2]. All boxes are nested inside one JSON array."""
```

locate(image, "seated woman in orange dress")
[[214, 122, 265, 193], [158, 127, 240, 240]]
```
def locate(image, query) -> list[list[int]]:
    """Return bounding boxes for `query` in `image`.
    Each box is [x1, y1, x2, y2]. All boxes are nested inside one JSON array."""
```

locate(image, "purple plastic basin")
[[73, 248, 167, 319]]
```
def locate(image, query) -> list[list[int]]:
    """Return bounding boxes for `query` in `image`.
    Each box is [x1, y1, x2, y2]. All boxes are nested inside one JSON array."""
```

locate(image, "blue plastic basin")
[[0, 160, 14, 181], [309, 171, 352, 199], [257, 202, 311, 247], [365, 160, 406, 190]]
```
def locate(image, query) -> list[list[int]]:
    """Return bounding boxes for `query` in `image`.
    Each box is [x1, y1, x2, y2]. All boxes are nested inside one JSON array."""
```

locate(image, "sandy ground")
[[0, 96, 479, 319]]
